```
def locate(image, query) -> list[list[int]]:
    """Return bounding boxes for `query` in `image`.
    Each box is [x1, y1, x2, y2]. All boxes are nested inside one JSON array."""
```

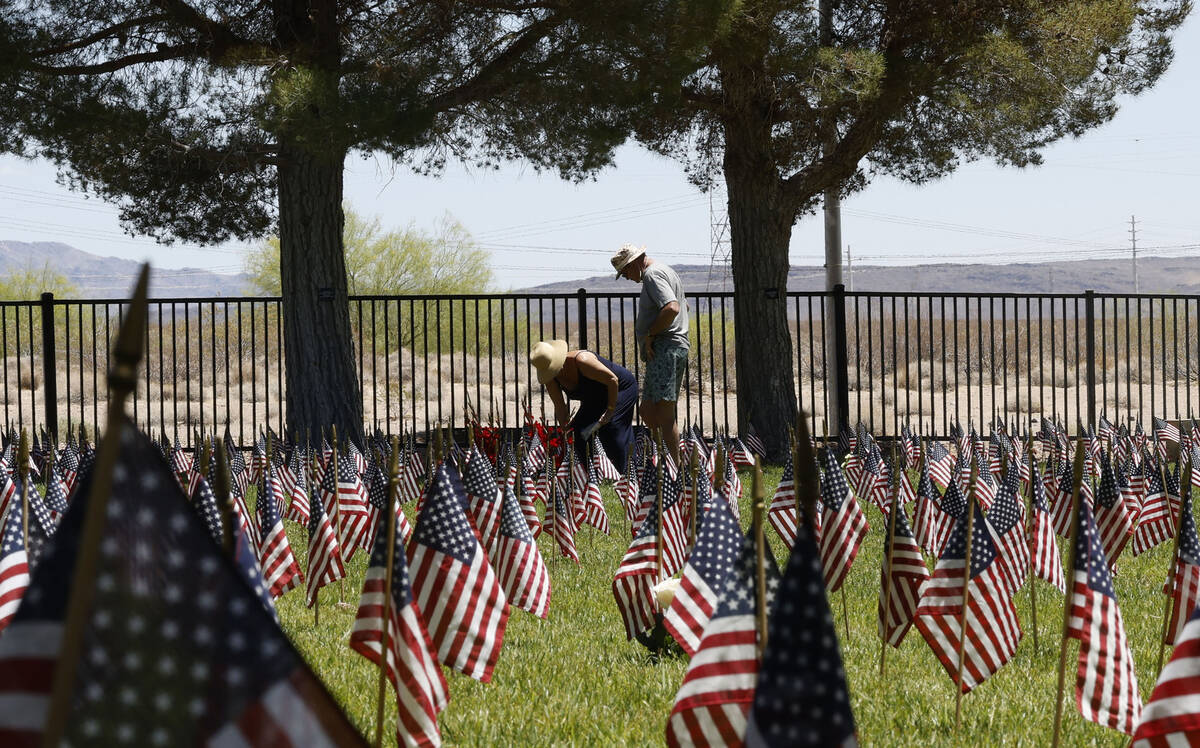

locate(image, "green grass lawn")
[[276, 465, 1174, 746]]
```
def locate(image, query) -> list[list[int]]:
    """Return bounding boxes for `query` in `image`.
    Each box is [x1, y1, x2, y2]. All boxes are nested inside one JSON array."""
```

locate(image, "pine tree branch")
[[30, 15, 171, 57]]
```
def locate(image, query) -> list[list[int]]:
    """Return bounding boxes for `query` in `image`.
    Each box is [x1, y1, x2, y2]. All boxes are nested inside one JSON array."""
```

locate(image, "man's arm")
[[643, 301, 680, 360]]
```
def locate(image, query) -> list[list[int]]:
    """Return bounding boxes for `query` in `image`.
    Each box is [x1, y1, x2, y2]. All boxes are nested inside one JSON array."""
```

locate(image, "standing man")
[[611, 244, 689, 465]]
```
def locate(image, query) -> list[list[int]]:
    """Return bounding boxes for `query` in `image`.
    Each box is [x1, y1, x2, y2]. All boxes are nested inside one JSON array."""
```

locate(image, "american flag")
[[1133, 460, 1179, 556], [54, 445, 79, 495], [581, 456, 610, 535], [461, 446, 503, 553], [408, 462, 510, 682], [744, 510, 855, 748], [722, 452, 743, 512], [913, 455, 954, 556], [591, 435, 622, 481], [851, 434, 888, 511], [0, 491, 29, 634], [1050, 459, 1077, 538], [927, 440, 955, 491], [1028, 459, 1066, 593], [350, 510, 448, 748], [663, 492, 743, 655], [665, 532, 780, 747], [0, 418, 364, 746], [766, 452, 797, 550], [1099, 416, 1117, 445], [492, 476, 552, 619], [742, 423, 766, 458], [227, 437, 249, 499], [1164, 487, 1200, 647], [364, 459, 414, 553], [1118, 457, 1143, 520], [987, 471, 1029, 596], [901, 424, 919, 469], [613, 471, 688, 641], [1095, 453, 1135, 566], [509, 462, 542, 538], [914, 499, 1022, 693], [325, 453, 372, 559], [188, 474, 224, 547], [727, 434, 755, 470], [545, 464, 579, 563], [1156, 416, 1182, 454], [42, 464, 69, 522], [281, 445, 310, 524], [1133, 601, 1200, 746], [1067, 493, 1142, 734], [972, 443, 998, 510], [615, 457, 640, 525], [256, 465, 304, 599], [879, 502, 930, 647], [818, 447, 869, 592], [306, 472, 346, 609]]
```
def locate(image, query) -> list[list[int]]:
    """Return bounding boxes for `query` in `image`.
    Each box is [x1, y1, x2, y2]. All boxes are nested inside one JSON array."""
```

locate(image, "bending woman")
[[530, 339, 638, 469]]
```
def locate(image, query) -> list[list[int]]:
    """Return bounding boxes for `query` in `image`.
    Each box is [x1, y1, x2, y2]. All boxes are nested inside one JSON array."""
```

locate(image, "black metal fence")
[[3, 287, 1197, 447]]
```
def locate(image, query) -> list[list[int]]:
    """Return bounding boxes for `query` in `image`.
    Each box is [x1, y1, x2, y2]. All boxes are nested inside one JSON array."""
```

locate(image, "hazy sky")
[[1, 15, 1198, 291]]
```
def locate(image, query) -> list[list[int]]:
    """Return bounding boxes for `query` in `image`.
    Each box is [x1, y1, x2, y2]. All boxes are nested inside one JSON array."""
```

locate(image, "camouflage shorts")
[[642, 339, 689, 403]]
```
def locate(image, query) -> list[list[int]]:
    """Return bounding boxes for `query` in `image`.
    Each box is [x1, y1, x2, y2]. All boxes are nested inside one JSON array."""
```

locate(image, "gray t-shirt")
[[635, 262, 689, 348]]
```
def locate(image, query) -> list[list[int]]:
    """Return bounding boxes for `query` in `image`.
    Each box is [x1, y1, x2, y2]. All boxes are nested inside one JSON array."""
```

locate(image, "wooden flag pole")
[[752, 456, 768, 659], [212, 437, 235, 559], [623, 447, 634, 535], [331, 424, 346, 605], [954, 460, 980, 732], [17, 429, 29, 551], [1051, 436, 1088, 748], [655, 429, 665, 583], [308, 430, 321, 627], [374, 436, 402, 748], [1021, 434, 1040, 655], [879, 440, 901, 678], [688, 447, 700, 548], [1156, 454, 1192, 678], [546, 443, 556, 544], [42, 265, 150, 748]]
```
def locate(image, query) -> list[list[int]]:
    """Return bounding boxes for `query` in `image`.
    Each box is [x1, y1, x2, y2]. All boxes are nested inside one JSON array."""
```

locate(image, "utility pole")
[[846, 244, 853, 291], [820, 0, 843, 431], [1129, 215, 1139, 293]]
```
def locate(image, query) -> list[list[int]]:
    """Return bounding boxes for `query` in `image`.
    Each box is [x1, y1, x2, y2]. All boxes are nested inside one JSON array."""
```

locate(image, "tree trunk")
[[277, 143, 364, 445], [722, 107, 798, 463]]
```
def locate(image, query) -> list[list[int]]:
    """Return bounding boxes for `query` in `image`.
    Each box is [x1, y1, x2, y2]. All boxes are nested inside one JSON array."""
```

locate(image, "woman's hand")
[[597, 407, 614, 427]]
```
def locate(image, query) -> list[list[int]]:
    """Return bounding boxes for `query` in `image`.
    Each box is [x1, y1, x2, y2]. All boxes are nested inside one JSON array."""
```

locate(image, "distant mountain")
[[0, 240, 253, 298], [520, 254, 1200, 295]]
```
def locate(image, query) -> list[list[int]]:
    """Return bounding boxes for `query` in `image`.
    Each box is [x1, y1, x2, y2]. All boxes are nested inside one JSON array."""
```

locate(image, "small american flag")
[[1132, 460, 1178, 556], [1133, 600, 1200, 745], [613, 471, 688, 640], [666, 532, 780, 747], [745, 509, 855, 748], [1095, 453, 1135, 566], [926, 440, 955, 491], [509, 462, 541, 538], [256, 465, 304, 598], [591, 435, 622, 481], [0, 418, 364, 746], [581, 457, 610, 535], [913, 455, 954, 557], [1028, 458, 1066, 593], [493, 477, 552, 619], [0, 492, 30, 634], [987, 470, 1029, 596], [663, 492, 743, 655], [282, 445, 311, 524], [461, 446, 504, 553], [350, 510, 448, 747], [306, 472, 346, 609], [914, 500, 1022, 693], [408, 462, 510, 682], [1067, 493, 1142, 734], [325, 454, 372, 559], [188, 474, 224, 547], [767, 452, 797, 549], [818, 447, 869, 592], [545, 460, 579, 563], [1156, 416, 1182, 452], [1164, 486, 1200, 646], [879, 502, 929, 648]]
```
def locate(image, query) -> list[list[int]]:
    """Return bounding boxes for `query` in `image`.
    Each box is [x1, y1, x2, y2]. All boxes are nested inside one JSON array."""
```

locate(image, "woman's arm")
[[575, 351, 619, 425], [545, 379, 570, 426]]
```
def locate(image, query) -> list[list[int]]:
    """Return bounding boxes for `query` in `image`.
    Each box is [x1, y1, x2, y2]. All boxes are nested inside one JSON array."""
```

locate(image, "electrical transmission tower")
[[706, 186, 731, 292]]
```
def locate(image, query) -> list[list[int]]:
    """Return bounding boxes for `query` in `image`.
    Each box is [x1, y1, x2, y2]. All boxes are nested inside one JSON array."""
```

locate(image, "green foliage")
[[0, 263, 77, 300], [245, 207, 493, 297], [272, 465, 1164, 746]]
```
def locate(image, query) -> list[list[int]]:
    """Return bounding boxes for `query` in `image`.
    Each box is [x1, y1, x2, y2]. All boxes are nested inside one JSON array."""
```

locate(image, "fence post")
[[40, 292, 58, 440], [1085, 289, 1096, 428], [576, 288, 588, 351], [832, 284, 851, 434]]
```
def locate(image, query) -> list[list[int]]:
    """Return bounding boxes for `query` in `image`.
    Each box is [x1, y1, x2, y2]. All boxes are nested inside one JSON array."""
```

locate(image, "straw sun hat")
[[530, 339, 569, 384], [611, 243, 646, 280]]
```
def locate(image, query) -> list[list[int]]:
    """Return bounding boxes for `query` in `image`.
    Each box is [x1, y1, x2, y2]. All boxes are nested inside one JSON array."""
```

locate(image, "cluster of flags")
[[13, 403, 1200, 745]]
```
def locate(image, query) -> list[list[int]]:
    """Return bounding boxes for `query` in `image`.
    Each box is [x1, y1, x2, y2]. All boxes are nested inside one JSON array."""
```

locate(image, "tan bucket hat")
[[611, 243, 647, 280], [530, 339, 569, 384]]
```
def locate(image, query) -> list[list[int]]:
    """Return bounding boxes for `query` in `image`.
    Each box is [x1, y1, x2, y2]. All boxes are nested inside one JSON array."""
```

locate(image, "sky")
[[1, 16, 1198, 292]]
